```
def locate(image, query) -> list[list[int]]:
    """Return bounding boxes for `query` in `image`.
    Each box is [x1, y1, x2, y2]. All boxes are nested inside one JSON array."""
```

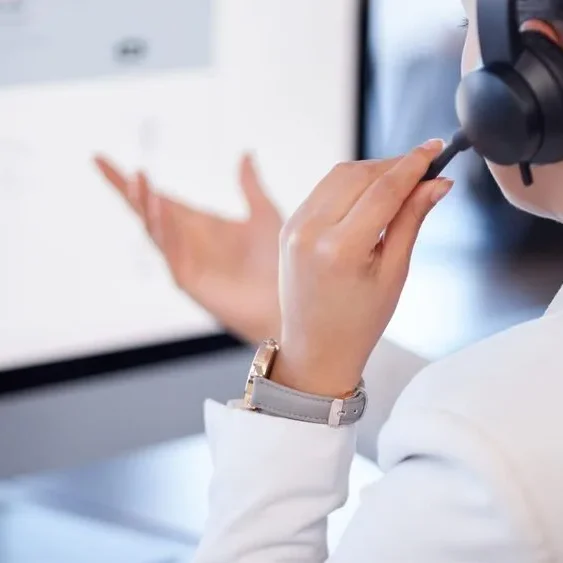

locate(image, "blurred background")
[[1, 1, 563, 561], [366, 0, 563, 355]]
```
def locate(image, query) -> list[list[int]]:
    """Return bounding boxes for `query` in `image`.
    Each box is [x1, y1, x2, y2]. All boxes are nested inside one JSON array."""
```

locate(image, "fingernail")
[[431, 179, 454, 204], [422, 138, 446, 152]]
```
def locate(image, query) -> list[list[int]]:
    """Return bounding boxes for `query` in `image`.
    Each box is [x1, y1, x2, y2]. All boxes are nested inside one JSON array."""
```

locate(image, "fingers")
[[299, 157, 403, 222], [239, 153, 273, 214], [94, 156, 127, 193], [136, 171, 165, 248], [338, 140, 444, 247], [135, 170, 149, 220], [95, 155, 165, 248], [383, 139, 445, 191], [94, 155, 145, 215], [381, 177, 454, 273]]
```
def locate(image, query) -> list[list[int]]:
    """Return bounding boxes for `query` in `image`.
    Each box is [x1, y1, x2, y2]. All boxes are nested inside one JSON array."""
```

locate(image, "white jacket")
[[194, 287, 563, 562]]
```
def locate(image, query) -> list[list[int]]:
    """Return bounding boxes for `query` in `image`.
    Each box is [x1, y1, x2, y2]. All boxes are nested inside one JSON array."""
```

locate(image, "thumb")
[[382, 177, 453, 269], [238, 153, 274, 214]]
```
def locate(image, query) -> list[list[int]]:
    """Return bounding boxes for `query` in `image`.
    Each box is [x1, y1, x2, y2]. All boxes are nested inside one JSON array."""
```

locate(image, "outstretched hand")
[[94, 154, 283, 344]]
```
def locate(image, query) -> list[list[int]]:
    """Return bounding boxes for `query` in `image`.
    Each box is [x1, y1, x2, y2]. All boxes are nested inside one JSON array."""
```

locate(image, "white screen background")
[[0, 0, 361, 370]]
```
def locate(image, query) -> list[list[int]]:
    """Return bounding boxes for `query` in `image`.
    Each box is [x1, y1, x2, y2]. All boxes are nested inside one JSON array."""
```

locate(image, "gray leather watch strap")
[[250, 376, 367, 427]]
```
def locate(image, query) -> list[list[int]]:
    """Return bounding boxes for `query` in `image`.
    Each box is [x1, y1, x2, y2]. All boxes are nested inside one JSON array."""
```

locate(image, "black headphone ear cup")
[[519, 31, 563, 164], [456, 65, 542, 165], [459, 0, 563, 170]]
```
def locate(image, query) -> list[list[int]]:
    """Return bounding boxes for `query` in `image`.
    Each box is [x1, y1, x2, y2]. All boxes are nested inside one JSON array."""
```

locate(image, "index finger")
[[380, 139, 445, 199], [296, 156, 404, 224], [94, 155, 128, 193], [341, 139, 444, 231]]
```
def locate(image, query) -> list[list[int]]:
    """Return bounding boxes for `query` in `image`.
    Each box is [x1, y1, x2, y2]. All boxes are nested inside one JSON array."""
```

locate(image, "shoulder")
[[386, 311, 563, 446], [378, 312, 563, 559]]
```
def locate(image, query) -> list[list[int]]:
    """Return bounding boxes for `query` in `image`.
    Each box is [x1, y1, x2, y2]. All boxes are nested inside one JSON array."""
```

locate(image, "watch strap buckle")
[[328, 399, 346, 428]]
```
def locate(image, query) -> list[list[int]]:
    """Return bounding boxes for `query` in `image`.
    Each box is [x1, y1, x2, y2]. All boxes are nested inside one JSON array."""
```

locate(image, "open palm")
[[94, 154, 282, 344]]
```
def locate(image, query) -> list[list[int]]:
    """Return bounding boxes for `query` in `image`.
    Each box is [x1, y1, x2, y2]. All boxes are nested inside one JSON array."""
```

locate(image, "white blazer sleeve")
[[357, 338, 429, 461], [192, 400, 531, 563], [193, 400, 356, 562], [333, 407, 532, 562]]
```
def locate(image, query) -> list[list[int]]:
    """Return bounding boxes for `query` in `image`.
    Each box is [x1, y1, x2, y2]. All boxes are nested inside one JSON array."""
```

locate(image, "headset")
[[423, 0, 563, 186]]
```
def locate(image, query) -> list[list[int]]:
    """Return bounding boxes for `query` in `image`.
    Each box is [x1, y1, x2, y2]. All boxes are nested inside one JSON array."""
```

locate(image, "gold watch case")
[[244, 338, 280, 409]]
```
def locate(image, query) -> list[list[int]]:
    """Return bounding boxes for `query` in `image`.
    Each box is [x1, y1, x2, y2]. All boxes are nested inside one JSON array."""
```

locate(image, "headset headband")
[[478, 0, 522, 65], [518, 0, 563, 23]]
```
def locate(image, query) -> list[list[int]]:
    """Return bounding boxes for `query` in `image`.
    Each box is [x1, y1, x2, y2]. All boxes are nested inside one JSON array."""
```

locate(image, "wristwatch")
[[243, 339, 367, 428]]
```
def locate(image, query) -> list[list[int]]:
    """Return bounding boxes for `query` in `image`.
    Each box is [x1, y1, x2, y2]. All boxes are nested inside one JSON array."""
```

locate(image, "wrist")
[[244, 338, 368, 427], [269, 348, 362, 398], [243, 317, 281, 348]]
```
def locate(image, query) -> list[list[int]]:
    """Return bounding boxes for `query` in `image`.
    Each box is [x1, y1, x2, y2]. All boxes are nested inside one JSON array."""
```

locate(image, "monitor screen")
[[0, 0, 365, 375]]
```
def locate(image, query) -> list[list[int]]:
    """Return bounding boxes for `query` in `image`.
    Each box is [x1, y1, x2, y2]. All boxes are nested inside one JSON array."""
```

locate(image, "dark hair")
[[518, 0, 563, 22]]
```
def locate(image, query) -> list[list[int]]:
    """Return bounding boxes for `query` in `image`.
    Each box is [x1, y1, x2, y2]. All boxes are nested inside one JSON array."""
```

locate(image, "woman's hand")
[[93, 154, 283, 344], [272, 140, 453, 398]]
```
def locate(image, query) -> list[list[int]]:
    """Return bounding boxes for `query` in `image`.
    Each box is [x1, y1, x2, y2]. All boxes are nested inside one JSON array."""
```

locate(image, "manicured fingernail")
[[431, 179, 454, 204], [422, 138, 446, 152]]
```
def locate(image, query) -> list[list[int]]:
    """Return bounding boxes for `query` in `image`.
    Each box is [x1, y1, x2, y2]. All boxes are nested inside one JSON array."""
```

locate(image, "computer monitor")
[[0, 0, 369, 393]]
